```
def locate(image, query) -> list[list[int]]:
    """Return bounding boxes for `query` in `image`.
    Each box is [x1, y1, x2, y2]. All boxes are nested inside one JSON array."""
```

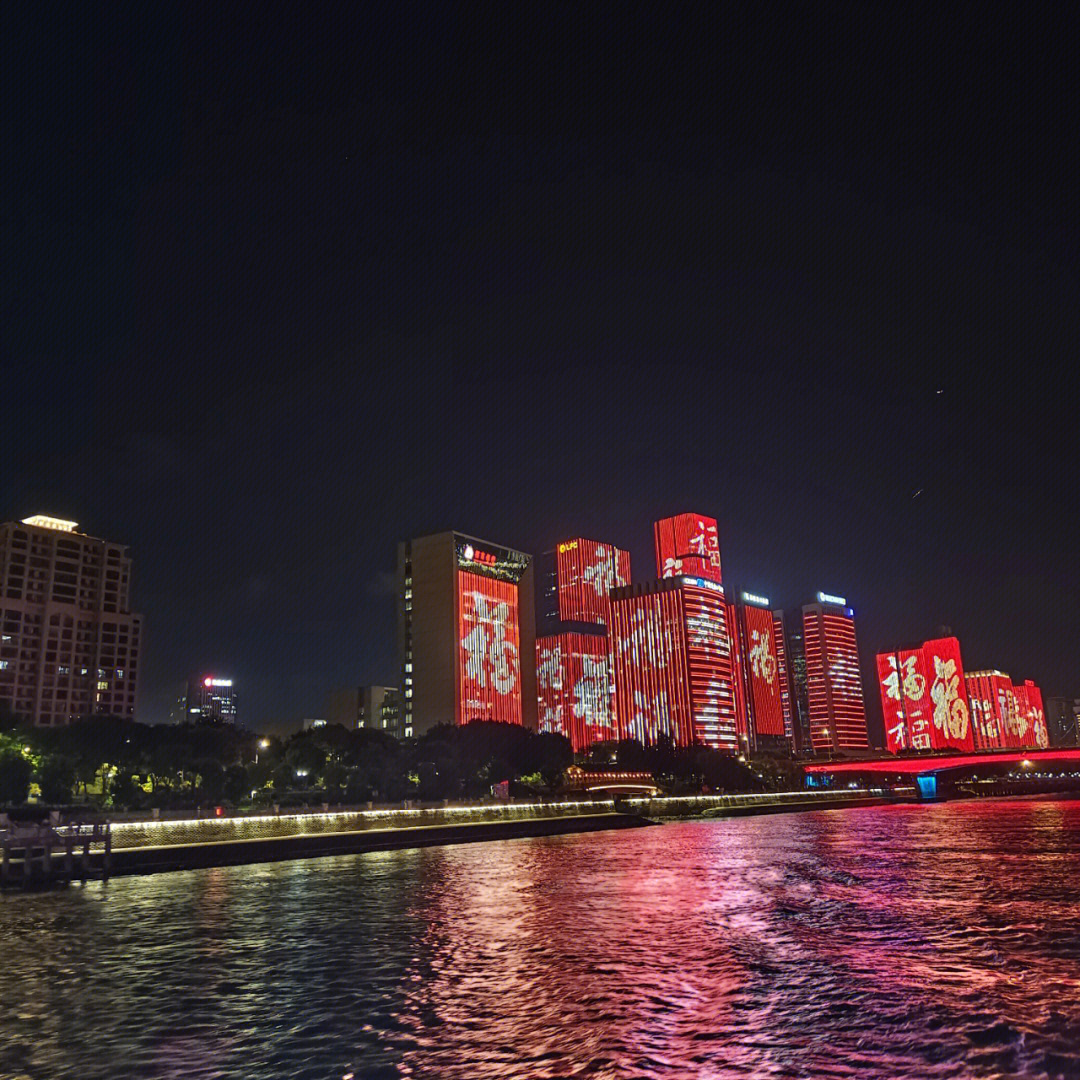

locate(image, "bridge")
[[803, 747, 1080, 800]]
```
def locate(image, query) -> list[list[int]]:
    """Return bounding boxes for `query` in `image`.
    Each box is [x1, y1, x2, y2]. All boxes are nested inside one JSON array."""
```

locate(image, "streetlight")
[[256, 738, 270, 763]]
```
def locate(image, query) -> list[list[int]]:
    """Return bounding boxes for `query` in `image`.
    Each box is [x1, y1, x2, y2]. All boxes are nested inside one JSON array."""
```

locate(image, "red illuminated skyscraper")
[[654, 513, 721, 583], [536, 632, 617, 749], [398, 532, 537, 738], [877, 636, 972, 753], [802, 594, 869, 754], [535, 537, 629, 750], [610, 576, 738, 751], [732, 593, 791, 753]]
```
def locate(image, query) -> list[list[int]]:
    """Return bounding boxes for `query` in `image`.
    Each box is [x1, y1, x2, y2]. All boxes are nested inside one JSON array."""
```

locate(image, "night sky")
[[6, 6, 1078, 737]]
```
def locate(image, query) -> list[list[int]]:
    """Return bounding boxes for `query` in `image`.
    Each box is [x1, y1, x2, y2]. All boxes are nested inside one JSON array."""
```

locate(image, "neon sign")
[[741, 591, 770, 607], [816, 592, 847, 606]]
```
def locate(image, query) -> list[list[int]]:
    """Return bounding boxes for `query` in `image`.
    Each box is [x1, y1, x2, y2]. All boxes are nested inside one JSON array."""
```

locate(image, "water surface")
[[3, 799, 1079, 1079]]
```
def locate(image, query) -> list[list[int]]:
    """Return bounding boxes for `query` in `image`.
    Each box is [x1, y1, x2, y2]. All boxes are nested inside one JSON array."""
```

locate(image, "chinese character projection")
[[457, 570, 523, 725], [654, 513, 722, 584]]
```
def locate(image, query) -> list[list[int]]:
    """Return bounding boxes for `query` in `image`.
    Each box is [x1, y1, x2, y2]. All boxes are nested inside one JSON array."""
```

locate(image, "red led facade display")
[[741, 604, 786, 738], [654, 513, 722, 583], [456, 570, 523, 725], [877, 651, 910, 753], [803, 604, 869, 753], [554, 538, 631, 626], [1015, 680, 1049, 749], [922, 637, 974, 753], [610, 580, 737, 751], [536, 633, 616, 750]]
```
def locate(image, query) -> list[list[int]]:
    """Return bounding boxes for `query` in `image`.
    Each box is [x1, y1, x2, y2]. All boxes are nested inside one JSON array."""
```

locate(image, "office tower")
[[535, 537, 628, 751], [398, 532, 536, 738], [186, 675, 238, 723], [802, 593, 869, 753], [327, 685, 403, 737], [731, 593, 794, 754], [610, 575, 738, 751], [653, 513, 722, 583], [0, 516, 142, 726], [877, 636, 974, 753]]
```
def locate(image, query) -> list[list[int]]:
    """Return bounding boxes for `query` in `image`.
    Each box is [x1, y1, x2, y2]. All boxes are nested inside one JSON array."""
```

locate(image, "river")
[[2, 798, 1079, 1079]]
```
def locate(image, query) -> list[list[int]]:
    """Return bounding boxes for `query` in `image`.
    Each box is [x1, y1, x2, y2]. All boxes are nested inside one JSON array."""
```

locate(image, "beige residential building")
[[0, 515, 142, 726]]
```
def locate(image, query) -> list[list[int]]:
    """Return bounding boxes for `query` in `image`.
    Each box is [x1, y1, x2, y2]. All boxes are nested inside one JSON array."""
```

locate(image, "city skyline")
[[7, 8, 1076, 734]]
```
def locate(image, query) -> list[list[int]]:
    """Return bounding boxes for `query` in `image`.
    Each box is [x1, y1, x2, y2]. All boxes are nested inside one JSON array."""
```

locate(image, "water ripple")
[[2, 799, 1079, 1079]]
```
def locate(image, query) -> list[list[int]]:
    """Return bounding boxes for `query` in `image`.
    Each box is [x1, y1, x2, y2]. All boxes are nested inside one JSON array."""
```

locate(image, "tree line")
[[0, 711, 797, 811]]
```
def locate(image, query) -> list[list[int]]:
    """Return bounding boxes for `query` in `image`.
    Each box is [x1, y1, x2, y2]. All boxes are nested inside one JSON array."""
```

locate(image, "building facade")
[[731, 594, 793, 754], [185, 676, 237, 724], [609, 576, 738, 751], [653, 513, 722, 583], [802, 594, 869, 754], [876, 636, 974, 753], [1046, 697, 1080, 747], [398, 532, 537, 738], [0, 516, 142, 726], [534, 537, 628, 751]]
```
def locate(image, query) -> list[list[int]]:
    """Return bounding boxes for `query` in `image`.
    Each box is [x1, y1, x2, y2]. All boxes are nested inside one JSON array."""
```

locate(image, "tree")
[[0, 751, 32, 805], [36, 757, 77, 804]]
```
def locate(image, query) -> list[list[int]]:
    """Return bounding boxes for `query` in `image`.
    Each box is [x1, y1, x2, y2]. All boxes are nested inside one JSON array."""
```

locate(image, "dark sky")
[[5, 5, 1078, 737]]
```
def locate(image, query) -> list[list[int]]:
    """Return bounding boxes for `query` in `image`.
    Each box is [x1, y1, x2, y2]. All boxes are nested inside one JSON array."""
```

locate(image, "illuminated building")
[[653, 513, 722, 583], [876, 636, 973, 753], [326, 685, 403, 737], [536, 632, 617, 749], [538, 538, 630, 634], [731, 593, 792, 754], [802, 593, 869, 754], [186, 675, 237, 724], [609, 575, 738, 751], [535, 537, 628, 750], [397, 532, 536, 738], [0, 516, 142, 726], [964, 670, 1047, 751], [1046, 697, 1080, 747], [771, 609, 797, 747]]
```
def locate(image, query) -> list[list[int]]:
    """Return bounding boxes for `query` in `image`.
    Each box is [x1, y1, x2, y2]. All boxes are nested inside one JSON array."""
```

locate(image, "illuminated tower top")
[[654, 513, 721, 583]]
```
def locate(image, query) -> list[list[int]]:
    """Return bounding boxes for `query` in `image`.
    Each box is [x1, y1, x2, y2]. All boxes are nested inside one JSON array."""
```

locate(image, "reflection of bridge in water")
[[804, 747, 1080, 800]]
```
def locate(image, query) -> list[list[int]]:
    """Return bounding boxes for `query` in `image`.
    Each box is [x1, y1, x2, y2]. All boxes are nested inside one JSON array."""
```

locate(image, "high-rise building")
[[186, 675, 237, 723], [786, 625, 812, 753], [358, 686, 401, 738], [537, 538, 630, 635], [1046, 697, 1080, 747], [802, 593, 869, 754], [731, 593, 792, 754], [653, 513, 722, 583], [536, 632, 617, 749], [610, 575, 738, 751], [535, 537, 628, 751], [0, 516, 142, 726], [398, 532, 536, 738], [963, 670, 1048, 751], [876, 636, 974, 753]]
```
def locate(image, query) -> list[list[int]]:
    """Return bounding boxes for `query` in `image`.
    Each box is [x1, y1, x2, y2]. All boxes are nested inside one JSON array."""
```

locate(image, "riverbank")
[[4, 788, 917, 883], [109, 810, 651, 876]]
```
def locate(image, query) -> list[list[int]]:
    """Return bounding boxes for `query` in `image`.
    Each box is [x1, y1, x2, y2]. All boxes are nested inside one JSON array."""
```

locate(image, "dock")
[[0, 816, 111, 889]]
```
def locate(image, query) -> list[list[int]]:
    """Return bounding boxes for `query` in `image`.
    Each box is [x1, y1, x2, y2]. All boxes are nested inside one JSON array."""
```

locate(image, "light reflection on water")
[[2, 799, 1079, 1079]]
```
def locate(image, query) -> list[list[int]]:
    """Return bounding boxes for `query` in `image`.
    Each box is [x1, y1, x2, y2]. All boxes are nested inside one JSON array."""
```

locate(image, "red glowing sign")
[[654, 513, 721, 583], [742, 604, 785, 737], [536, 632, 616, 751], [555, 538, 631, 626], [877, 651, 909, 753], [457, 570, 523, 725], [921, 637, 974, 752]]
